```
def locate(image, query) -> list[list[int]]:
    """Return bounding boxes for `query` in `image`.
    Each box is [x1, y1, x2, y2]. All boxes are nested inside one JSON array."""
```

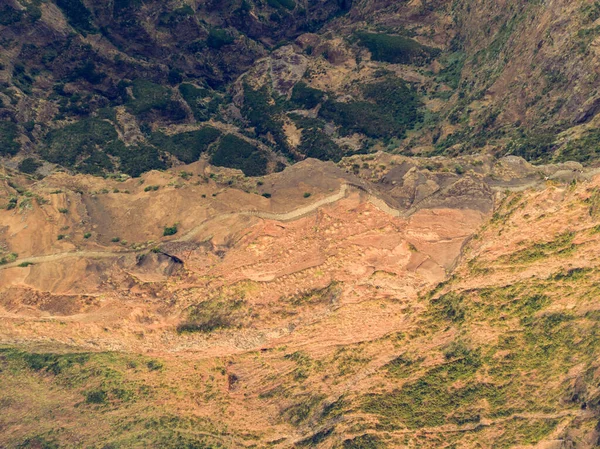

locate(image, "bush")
[[0, 121, 21, 156], [290, 82, 325, 109], [210, 134, 268, 176], [85, 390, 107, 404], [356, 32, 441, 65], [207, 28, 235, 49], [18, 158, 42, 174], [127, 79, 184, 121], [555, 129, 600, 163], [149, 128, 221, 164], [83, 232, 92, 239], [163, 224, 178, 236], [506, 132, 556, 163], [267, 0, 296, 10], [0, 6, 23, 25], [179, 84, 221, 121], [55, 0, 96, 34], [320, 77, 422, 139], [298, 127, 344, 162]]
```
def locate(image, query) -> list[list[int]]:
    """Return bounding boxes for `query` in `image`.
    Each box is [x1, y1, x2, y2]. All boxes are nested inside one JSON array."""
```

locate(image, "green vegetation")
[[506, 131, 556, 163], [127, 80, 185, 122], [177, 298, 247, 333], [506, 231, 576, 264], [356, 32, 440, 65], [210, 134, 268, 176], [0, 6, 23, 26], [83, 232, 92, 239], [241, 83, 289, 153], [144, 185, 160, 192], [163, 224, 178, 236], [55, 0, 96, 34], [207, 28, 235, 49], [283, 394, 325, 426], [179, 84, 221, 121], [42, 118, 166, 176], [267, 0, 296, 10], [18, 158, 42, 174], [0, 121, 21, 156], [555, 129, 600, 163], [157, 5, 194, 28], [320, 78, 422, 139], [284, 282, 341, 306], [290, 82, 324, 109], [363, 344, 484, 428], [0, 253, 18, 265], [149, 128, 221, 164], [298, 127, 344, 161], [342, 434, 383, 449]]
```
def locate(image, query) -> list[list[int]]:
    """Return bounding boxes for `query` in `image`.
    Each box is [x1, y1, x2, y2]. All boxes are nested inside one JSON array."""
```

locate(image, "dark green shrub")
[[342, 434, 383, 449], [0, 6, 23, 25], [320, 78, 422, 139], [149, 128, 221, 163], [83, 232, 92, 239], [555, 129, 600, 163], [290, 82, 324, 109], [85, 390, 107, 404], [0, 121, 21, 156], [147, 360, 163, 371], [163, 224, 178, 236], [18, 158, 42, 174], [267, 0, 296, 11], [207, 28, 235, 49], [55, 0, 96, 34], [298, 127, 344, 161], [356, 32, 440, 65], [179, 83, 221, 121], [158, 5, 194, 28], [210, 134, 268, 176], [506, 132, 556, 163], [127, 79, 173, 116]]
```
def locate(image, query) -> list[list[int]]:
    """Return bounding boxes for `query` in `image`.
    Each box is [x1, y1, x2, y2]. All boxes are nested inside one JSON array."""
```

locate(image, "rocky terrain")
[[2, 0, 600, 179], [1, 153, 600, 447], [3, 0, 600, 448]]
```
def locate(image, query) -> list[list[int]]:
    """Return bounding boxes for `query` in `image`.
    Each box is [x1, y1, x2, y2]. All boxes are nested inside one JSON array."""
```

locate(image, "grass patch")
[[177, 298, 247, 333], [506, 232, 576, 264]]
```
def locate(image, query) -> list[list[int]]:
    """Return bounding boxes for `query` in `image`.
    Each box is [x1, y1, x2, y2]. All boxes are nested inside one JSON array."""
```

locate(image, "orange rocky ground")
[[2, 155, 600, 448]]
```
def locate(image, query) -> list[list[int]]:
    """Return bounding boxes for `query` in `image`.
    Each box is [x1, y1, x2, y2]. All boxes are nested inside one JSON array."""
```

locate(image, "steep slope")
[[2, 0, 600, 180], [2, 156, 600, 447]]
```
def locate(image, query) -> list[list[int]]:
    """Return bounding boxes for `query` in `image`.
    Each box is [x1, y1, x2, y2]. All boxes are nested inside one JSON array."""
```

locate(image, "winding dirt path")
[[1, 183, 401, 270]]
